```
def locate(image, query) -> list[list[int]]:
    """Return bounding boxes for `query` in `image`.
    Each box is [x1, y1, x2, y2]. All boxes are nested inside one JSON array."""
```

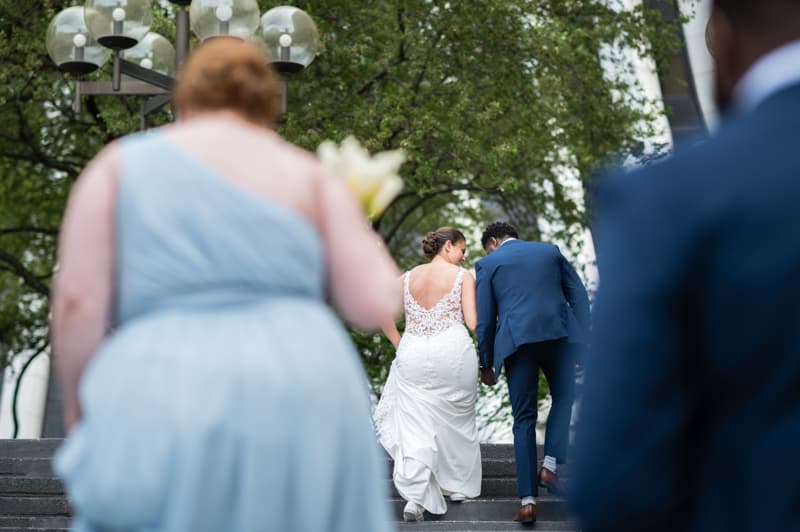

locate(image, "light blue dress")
[[54, 131, 393, 532]]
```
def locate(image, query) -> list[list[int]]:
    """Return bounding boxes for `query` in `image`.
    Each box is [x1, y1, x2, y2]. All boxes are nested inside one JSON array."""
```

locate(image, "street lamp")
[[46, 6, 112, 75], [121, 32, 176, 77], [83, 0, 154, 50], [260, 6, 320, 74], [45, 0, 320, 128], [259, 6, 320, 114], [190, 0, 260, 40]]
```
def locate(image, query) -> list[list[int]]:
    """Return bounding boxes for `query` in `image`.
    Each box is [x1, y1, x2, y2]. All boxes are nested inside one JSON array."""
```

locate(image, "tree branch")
[[379, 182, 492, 244], [0, 249, 50, 296], [11, 339, 49, 438], [0, 227, 59, 237], [411, 31, 444, 99], [9, 86, 83, 176], [357, 7, 408, 96]]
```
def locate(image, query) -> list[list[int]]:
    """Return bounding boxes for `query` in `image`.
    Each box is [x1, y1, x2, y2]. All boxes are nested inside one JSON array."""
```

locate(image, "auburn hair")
[[173, 37, 280, 126]]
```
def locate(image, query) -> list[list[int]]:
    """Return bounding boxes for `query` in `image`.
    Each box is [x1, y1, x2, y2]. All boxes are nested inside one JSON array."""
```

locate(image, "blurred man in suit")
[[572, 1, 800, 531], [476, 222, 590, 525]]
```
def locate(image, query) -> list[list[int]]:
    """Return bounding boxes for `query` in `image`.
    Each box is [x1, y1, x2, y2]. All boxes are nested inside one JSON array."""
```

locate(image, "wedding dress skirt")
[[375, 324, 482, 514]]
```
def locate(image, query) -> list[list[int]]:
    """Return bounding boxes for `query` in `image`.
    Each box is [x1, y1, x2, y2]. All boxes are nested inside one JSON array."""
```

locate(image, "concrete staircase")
[[0, 439, 68, 531], [391, 445, 578, 531], [0, 439, 579, 531]]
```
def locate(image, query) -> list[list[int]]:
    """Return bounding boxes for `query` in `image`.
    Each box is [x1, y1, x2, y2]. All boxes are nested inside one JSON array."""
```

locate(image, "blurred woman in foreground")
[[50, 38, 400, 532]]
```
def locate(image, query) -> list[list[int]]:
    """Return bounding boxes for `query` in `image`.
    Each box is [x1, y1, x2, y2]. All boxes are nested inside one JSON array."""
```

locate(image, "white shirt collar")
[[734, 40, 800, 112], [498, 237, 517, 248]]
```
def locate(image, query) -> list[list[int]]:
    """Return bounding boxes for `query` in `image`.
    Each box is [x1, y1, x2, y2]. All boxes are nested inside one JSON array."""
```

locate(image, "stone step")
[[386, 457, 518, 478], [0, 475, 563, 502], [2, 449, 569, 486], [387, 478, 569, 498], [0, 440, 62, 459], [396, 520, 579, 531], [389, 497, 571, 523], [385, 458, 570, 480], [3, 440, 571, 479], [0, 516, 69, 528], [0, 458, 55, 478], [0, 477, 64, 495], [387, 478, 568, 498], [0, 440, 558, 462], [0, 496, 71, 516], [0, 529, 67, 532], [2, 455, 522, 481]]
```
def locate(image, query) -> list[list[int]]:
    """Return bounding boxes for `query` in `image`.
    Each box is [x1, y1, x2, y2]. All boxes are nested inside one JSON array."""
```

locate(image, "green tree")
[[0, 1, 688, 400]]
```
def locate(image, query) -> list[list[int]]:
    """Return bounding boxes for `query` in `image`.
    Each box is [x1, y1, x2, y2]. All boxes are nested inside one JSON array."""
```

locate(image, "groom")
[[476, 222, 590, 525]]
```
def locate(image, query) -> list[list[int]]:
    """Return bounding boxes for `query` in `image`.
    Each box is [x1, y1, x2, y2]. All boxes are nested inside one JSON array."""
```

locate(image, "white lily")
[[317, 135, 406, 219]]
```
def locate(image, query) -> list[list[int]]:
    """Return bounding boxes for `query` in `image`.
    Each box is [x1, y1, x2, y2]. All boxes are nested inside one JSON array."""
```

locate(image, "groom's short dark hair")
[[481, 222, 519, 249]]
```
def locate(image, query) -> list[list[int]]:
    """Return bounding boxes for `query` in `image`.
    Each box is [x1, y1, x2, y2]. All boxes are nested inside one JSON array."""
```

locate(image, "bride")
[[374, 227, 482, 522]]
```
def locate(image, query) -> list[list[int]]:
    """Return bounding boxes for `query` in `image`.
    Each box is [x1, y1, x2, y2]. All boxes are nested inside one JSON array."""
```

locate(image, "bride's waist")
[[402, 322, 470, 339]]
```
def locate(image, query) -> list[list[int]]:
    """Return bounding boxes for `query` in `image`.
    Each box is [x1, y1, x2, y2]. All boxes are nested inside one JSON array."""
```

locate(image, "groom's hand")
[[481, 367, 497, 386]]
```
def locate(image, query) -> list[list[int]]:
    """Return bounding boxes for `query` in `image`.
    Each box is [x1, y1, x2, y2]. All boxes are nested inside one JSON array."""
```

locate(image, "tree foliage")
[[0, 0, 688, 391]]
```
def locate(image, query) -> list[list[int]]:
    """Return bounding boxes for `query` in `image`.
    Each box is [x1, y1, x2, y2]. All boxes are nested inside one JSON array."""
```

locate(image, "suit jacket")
[[475, 239, 590, 376], [571, 83, 800, 532]]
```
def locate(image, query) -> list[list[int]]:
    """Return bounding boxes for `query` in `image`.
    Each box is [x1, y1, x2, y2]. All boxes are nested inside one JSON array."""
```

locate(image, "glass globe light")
[[121, 32, 176, 77], [84, 0, 153, 50], [258, 6, 320, 74], [189, 0, 260, 41], [46, 6, 112, 74]]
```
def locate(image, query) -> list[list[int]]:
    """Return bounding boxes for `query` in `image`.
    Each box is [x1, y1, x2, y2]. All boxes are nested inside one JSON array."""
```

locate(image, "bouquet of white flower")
[[317, 136, 405, 220]]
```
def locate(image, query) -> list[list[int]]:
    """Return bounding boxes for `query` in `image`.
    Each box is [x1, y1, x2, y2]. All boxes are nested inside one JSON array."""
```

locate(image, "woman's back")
[[162, 116, 319, 224], [407, 262, 463, 309], [115, 124, 324, 322], [56, 113, 400, 331]]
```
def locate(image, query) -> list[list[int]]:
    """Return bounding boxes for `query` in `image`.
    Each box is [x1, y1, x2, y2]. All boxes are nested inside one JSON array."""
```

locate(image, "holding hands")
[[480, 367, 497, 386]]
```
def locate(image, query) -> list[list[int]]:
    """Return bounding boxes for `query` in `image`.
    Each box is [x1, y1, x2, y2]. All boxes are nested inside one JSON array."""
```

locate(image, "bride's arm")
[[461, 270, 478, 332], [380, 276, 405, 348], [381, 320, 401, 349]]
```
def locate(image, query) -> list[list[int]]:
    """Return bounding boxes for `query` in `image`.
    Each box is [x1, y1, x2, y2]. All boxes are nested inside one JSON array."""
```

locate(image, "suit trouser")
[[504, 338, 573, 498]]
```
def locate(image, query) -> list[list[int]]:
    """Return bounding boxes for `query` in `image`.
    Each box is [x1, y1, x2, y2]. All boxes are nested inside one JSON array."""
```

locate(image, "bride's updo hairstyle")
[[173, 37, 280, 126], [422, 227, 466, 259]]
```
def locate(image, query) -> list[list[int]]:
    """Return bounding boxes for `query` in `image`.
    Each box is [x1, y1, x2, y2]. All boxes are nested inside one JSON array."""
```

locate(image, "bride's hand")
[[480, 368, 497, 386]]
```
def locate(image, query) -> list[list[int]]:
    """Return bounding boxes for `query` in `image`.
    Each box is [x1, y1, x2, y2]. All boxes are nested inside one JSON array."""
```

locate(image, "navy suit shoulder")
[[598, 84, 800, 232], [573, 84, 800, 532]]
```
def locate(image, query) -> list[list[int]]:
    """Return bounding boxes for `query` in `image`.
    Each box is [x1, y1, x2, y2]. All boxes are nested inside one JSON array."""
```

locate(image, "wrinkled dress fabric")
[[53, 132, 393, 532], [374, 269, 482, 515]]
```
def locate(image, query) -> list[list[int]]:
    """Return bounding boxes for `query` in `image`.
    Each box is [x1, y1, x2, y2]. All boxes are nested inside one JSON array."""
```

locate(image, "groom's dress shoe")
[[513, 503, 537, 525], [538, 467, 567, 496]]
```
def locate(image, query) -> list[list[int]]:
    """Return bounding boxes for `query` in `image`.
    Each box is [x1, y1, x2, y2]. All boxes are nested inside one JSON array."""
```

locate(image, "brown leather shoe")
[[538, 467, 567, 496], [512, 503, 537, 525]]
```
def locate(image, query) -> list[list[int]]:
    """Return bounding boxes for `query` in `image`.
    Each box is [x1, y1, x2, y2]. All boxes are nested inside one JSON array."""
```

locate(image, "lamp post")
[[46, 0, 320, 129], [260, 6, 320, 114]]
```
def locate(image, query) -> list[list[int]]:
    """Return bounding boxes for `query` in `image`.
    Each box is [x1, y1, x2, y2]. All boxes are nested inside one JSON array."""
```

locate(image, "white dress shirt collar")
[[498, 237, 518, 248], [734, 40, 800, 112]]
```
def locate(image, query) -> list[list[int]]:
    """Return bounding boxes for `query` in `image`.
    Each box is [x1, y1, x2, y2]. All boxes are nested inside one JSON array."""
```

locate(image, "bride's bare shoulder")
[[409, 264, 428, 274]]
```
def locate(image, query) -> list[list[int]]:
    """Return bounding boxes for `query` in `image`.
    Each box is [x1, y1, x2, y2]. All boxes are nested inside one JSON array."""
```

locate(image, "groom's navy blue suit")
[[476, 239, 590, 497], [572, 82, 800, 532]]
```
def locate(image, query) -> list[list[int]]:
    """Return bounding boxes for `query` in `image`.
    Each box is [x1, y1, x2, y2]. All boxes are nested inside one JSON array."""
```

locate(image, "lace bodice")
[[403, 268, 465, 337]]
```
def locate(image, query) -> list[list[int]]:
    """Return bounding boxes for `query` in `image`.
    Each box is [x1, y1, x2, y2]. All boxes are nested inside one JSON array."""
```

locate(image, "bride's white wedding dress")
[[374, 268, 482, 515]]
